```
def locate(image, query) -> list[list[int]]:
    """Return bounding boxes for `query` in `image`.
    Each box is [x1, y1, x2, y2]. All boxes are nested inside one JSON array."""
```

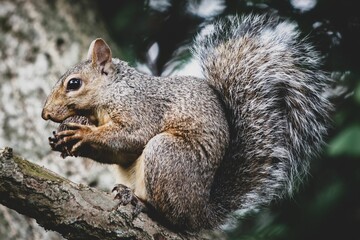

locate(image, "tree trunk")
[[0, 0, 118, 239]]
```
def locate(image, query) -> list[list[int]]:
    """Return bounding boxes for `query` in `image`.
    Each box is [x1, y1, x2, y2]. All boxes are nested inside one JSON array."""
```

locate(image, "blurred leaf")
[[354, 82, 360, 104], [328, 125, 360, 156], [231, 222, 288, 240], [309, 180, 345, 217], [113, 4, 138, 31]]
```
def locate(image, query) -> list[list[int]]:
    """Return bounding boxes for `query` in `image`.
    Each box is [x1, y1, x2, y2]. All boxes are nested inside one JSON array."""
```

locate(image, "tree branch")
[[0, 147, 206, 240]]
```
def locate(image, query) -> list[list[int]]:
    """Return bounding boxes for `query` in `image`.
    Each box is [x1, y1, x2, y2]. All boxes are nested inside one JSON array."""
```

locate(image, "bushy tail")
[[193, 14, 332, 220]]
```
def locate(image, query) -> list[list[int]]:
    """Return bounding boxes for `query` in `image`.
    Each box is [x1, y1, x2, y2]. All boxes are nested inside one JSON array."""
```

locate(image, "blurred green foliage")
[[329, 125, 360, 156], [94, 0, 360, 239]]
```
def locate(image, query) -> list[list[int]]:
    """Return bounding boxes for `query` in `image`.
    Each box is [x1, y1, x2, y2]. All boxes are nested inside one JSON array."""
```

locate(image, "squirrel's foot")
[[112, 184, 147, 218]]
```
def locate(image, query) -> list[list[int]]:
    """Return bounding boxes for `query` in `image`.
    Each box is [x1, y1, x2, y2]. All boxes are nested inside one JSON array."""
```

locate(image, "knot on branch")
[[0, 147, 13, 160]]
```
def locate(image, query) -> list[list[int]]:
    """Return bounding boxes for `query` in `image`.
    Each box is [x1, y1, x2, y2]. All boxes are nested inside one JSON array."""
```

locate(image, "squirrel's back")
[[193, 14, 332, 220]]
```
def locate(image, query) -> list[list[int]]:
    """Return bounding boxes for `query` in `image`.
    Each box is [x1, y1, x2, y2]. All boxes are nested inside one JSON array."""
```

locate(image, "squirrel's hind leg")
[[143, 132, 219, 230]]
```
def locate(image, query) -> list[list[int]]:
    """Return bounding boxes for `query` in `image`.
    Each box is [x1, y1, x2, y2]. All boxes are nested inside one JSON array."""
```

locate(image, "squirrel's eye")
[[66, 78, 82, 91]]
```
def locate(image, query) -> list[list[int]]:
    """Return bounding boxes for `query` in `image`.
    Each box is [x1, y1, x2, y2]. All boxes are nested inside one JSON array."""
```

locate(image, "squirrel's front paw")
[[112, 184, 147, 218], [49, 131, 71, 158], [55, 123, 95, 157], [48, 116, 95, 158]]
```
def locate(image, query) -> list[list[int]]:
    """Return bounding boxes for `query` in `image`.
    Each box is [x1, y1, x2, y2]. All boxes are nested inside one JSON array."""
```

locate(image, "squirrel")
[[41, 14, 332, 231]]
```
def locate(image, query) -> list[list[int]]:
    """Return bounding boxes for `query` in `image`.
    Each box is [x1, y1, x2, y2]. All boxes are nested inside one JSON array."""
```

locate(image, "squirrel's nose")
[[41, 108, 65, 123], [42, 109, 51, 120]]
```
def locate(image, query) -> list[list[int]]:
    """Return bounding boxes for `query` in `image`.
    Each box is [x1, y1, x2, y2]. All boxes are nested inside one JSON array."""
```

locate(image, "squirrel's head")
[[42, 38, 114, 123]]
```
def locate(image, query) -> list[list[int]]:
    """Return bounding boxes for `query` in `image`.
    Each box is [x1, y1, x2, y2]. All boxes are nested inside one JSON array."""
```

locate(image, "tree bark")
[[0, 147, 209, 240], [0, 0, 119, 238]]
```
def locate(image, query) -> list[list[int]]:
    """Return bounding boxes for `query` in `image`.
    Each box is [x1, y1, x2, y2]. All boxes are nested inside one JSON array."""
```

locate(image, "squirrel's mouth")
[[57, 108, 109, 130]]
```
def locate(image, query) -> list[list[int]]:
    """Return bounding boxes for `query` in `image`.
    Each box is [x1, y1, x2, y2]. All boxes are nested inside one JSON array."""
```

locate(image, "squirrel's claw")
[[113, 184, 134, 205], [112, 184, 147, 218], [49, 131, 59, 148], [48, 131, 72, 158]]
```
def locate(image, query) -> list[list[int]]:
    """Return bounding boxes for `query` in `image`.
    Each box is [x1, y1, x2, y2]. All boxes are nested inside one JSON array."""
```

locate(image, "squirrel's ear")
[[87, 38, 112, 74]]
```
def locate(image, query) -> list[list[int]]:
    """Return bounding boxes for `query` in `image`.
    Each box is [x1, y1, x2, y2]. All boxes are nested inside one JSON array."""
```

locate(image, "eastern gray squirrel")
[[41, 14, 332, 231]]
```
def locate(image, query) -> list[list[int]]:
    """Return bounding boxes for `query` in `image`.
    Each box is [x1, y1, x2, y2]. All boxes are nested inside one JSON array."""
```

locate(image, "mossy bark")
[[0, 147, 201, 240]]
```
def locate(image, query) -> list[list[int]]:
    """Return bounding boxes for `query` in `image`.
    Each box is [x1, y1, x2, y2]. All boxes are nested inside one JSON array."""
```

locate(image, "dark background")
[[94, 0, 359, 239]]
